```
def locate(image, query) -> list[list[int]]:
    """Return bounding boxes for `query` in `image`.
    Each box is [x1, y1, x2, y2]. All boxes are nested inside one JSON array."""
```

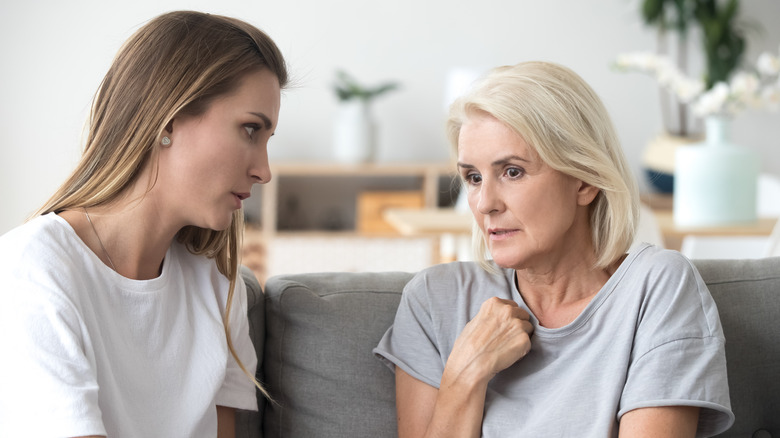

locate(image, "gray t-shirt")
[[374, 244, 734, 437]]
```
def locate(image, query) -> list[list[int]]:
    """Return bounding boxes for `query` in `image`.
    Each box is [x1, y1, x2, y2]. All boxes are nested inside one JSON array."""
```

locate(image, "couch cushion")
[[263, 271, 413, 438], [693, 257, 780, 437], [236, 266, 266, 437]]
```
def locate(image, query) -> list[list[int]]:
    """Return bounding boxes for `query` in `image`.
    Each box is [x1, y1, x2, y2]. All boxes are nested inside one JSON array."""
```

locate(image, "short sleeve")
[[215, 278, 259, 410], [373, 272, 445, 389], [619, 254, 734, 436], [0, 279, 106, 437]]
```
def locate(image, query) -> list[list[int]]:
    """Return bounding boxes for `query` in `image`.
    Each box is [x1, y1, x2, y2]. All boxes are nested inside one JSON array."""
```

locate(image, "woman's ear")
[[159, 120, 175, 147], [576, 181, 600, 206]]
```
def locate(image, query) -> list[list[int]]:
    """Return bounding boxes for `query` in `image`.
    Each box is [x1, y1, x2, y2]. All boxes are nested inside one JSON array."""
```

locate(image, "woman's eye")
[[464, 173, 482, 185], [244, 125, 258, 138], [506, 167, 524, 178]]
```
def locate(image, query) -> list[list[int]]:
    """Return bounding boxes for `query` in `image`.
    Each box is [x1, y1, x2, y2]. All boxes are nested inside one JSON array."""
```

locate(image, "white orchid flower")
[[757, 52, 780, 76], [760, 85, 780, 111], [730, 72, 762, 107], [616, 48, 780, 117], [692, 82, 731, 117], [674, 78, 705, 102]]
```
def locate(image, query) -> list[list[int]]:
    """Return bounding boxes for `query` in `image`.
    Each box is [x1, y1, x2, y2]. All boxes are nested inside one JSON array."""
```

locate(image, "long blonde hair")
[[37, 10, 288, 397], [447, 62, 638, 271]]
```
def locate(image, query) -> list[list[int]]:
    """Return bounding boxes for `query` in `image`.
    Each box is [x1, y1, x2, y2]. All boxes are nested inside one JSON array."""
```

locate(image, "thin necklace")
[[83, 207, 117, 271]]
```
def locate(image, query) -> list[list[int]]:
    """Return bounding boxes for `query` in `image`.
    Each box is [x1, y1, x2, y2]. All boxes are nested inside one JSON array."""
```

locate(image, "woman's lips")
[[232, 192, 250, 209], [488, 228, 519, 241]]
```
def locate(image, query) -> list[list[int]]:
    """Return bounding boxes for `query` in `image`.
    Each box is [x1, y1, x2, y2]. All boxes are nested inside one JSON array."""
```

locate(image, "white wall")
[[2, 0, 779, 235]]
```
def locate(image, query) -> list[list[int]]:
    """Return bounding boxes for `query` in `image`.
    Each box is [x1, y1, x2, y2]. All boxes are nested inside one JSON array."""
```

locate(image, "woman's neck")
[[60, 193, 179, 280], [512, 230, 625, 329]]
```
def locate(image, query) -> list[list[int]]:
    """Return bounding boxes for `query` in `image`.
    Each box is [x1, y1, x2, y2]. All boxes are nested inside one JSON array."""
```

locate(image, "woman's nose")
[[251, 149, 272, 184], [476, 180, 502, 215]]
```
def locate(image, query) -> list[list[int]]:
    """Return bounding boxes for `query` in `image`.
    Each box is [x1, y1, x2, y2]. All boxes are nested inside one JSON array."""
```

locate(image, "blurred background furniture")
[[678, 173, 780, 259], [252, 163, 455, 239], [236, 257, 780, 437], [241, 162, 457, 283]]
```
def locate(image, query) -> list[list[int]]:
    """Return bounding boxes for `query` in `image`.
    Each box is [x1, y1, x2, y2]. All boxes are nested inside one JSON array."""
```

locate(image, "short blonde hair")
[[447, 61, 638, 271]]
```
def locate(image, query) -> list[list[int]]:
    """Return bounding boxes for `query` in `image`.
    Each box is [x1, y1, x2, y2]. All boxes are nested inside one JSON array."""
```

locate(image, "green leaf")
[[332, 70, 400, 101], [642, 0, 664, 23]]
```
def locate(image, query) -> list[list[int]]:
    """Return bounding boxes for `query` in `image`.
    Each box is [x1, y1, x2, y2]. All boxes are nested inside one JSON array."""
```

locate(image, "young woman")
[[375, 62, 734, 437], [0, 11, 287, 437]]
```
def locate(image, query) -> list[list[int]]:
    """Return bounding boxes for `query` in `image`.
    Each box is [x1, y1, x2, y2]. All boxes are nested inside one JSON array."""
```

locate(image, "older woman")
[[374, 62, 733, 437]]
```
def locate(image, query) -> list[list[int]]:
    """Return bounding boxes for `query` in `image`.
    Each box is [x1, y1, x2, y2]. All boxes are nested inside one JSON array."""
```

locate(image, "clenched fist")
[[447, 297, 534, 383]]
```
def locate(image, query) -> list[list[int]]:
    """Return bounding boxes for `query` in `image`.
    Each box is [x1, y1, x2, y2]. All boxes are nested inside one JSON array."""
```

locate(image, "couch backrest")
[[238, 258, 780, 438], [693, 257, 780, 438], [236, 266, 267, 436], [261, 271, 412, 438]]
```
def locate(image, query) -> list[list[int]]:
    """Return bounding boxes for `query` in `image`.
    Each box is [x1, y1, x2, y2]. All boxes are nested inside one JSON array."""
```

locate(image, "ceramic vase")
[[642, 132, 702, 193], [333, 99, 376, 163], [674, 115, 759, 227]]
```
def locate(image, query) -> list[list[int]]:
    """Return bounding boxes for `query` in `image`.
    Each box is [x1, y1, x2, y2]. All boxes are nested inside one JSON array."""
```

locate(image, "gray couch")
[[236, 257, 780, 438]]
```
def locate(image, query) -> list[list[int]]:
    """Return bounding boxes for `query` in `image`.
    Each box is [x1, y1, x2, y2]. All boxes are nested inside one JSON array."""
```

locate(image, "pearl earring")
[[161, 137, 171, 146]]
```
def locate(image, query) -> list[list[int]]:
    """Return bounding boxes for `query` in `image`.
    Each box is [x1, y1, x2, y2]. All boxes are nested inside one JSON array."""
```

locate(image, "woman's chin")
[[198, 214, 234, 232], [489, 251, 524, 270]]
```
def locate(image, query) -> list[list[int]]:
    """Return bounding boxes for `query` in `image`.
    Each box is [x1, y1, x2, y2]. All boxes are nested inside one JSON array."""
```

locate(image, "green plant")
[[333, 70, 399, 102], [693, 0, 746, 88], [638, 0, 747, 135], [642, 0, 745, 88]]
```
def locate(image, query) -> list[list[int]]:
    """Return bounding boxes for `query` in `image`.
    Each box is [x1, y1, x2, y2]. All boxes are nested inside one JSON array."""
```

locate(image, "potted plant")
[[332, 70, 399, 163], [638, 0, 747, 136], [615, 0, 780, 226], [615, 0, 750, 193]]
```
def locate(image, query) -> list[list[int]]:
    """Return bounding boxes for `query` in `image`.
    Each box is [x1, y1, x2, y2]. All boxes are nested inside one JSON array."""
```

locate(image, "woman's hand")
[[447, 297, 534, 383], [396, 297, 533, 438]]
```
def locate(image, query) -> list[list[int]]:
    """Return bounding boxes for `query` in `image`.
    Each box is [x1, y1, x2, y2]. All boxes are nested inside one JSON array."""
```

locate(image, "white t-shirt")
[[0, 213, 258, 437], [374, 244, 734, 437]]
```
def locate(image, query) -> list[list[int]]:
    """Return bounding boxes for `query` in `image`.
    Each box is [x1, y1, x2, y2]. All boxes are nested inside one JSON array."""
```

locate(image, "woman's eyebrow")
[[249, 112, 272, 129], [492, 155, 530, 166], [457, 155, 530, 170]]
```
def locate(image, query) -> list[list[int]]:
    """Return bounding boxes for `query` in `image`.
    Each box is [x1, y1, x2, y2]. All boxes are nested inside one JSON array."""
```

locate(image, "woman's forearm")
[[397, 360, 491, 438], [425, 364, 490, 438]]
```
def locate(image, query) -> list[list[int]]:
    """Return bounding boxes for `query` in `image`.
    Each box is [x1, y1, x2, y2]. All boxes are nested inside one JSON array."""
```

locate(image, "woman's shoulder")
[[624, 243, 698, 281], [406, 260, 514, 302], [0, 214, 93, 313], [1, 213, 59, 242], [0, 213, 80, 268], [415, 260, 510, 283], [619, 244, 714, 317]]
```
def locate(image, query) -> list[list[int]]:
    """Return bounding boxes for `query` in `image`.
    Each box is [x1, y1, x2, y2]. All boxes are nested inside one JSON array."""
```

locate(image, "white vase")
[[333, 99, 376, 163], [642, 132, 702, 193], [674, 115, 759, 227]]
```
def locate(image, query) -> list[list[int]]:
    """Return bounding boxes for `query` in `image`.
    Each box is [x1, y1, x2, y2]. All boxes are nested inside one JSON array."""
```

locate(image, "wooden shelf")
[[653, 210, 777, 250], [257, 161, 457, 240], [383, 208, 472, 236], [270, 162, 454, 176], [271, 230, 432, 239], [641, 193, 777, 250], [243, 163, 457, 281]]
